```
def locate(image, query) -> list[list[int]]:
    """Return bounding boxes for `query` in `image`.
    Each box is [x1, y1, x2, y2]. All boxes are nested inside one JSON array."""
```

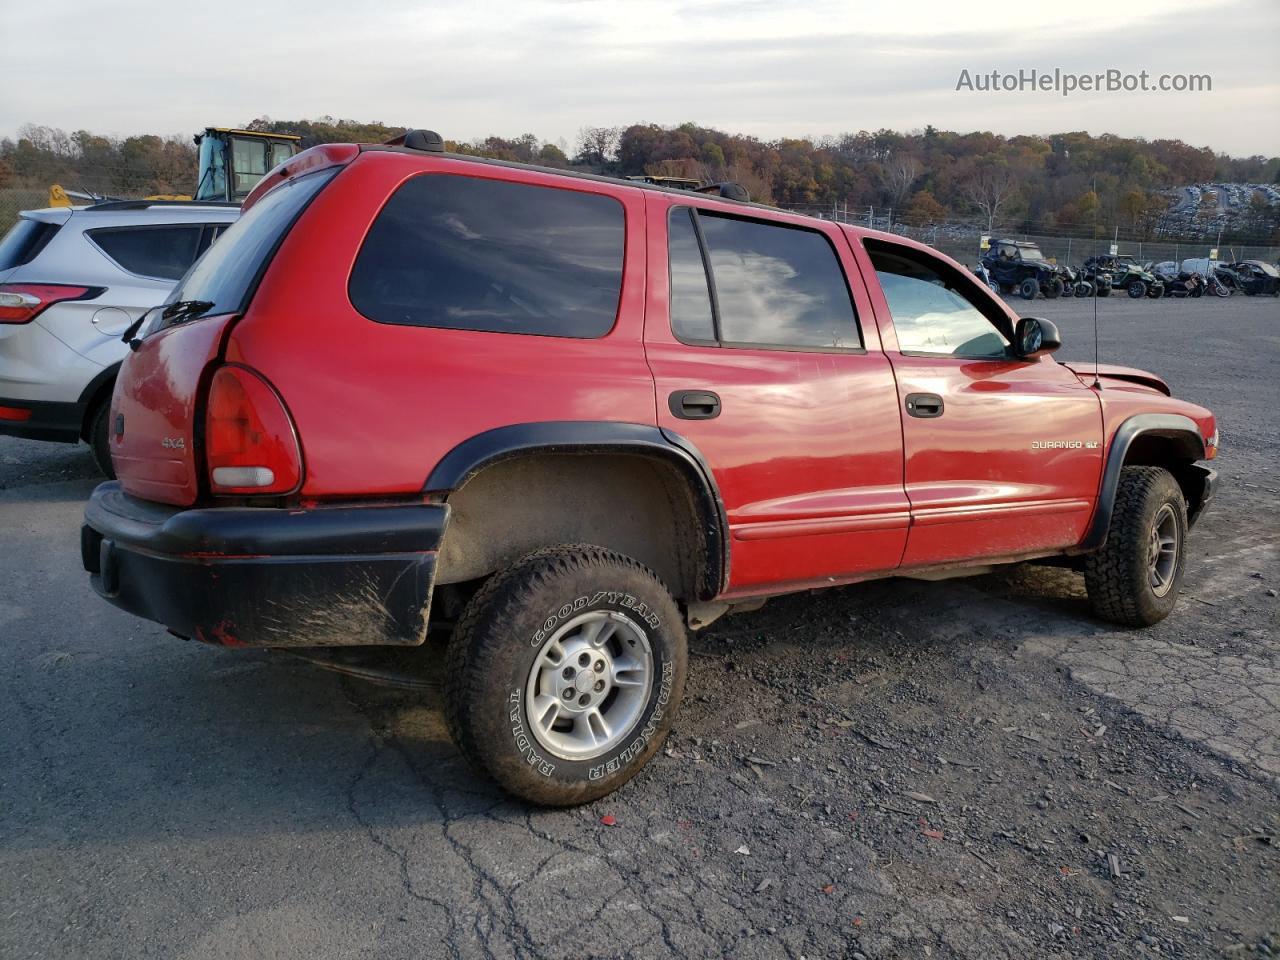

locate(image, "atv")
[[1083, 254, 1165, 299], [981, 239, 1071, 300]]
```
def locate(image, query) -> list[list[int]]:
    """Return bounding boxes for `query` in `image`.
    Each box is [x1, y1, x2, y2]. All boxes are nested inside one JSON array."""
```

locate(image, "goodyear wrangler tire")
[[1084, 467, 1188, 628], [444, 544, 687, 806]]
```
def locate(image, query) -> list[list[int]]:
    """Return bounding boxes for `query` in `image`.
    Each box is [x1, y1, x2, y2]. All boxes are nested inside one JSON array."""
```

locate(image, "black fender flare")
[[1074, 413, 1205, 553], [424, 421, 729, 599]]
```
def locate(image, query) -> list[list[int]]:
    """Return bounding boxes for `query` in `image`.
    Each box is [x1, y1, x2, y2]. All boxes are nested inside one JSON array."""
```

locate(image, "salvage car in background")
[[1222, 260, 1280, 296], [0, 200, 238, 474]]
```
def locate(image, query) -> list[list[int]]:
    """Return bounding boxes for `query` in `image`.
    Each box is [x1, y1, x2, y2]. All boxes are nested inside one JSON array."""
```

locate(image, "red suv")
[[82, 133, 1218, 805]]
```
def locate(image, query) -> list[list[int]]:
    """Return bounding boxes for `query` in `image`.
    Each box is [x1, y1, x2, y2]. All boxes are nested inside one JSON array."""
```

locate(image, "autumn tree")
[[905, 190, 947, 225]]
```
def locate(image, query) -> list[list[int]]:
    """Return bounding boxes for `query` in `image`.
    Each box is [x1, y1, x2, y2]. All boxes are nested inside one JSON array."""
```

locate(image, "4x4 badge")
[[161, 437, 185, 450]]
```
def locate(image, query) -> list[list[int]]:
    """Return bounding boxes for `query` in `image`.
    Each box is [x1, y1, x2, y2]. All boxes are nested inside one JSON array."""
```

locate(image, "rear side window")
[[88, 225, 204, 281], [349, 174, 625, 338], [667, 207, 860, 350], [0, 218, 61, 271], [168, 167, 337, 317]]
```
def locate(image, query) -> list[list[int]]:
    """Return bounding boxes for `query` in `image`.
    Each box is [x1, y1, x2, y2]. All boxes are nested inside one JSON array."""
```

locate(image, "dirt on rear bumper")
[[82, 481, 447, 647]]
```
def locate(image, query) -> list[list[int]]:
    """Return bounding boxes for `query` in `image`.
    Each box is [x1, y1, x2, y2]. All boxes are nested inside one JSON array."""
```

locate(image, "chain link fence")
[[1, 188, 55, 234], [779, 204, 1280, 267]]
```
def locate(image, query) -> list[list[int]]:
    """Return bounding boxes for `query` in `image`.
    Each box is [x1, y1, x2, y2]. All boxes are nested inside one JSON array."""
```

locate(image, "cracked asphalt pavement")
[[2, 296, 1277, 959]]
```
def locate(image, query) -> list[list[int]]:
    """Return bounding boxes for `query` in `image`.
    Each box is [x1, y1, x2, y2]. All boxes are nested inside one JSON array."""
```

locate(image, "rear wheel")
[[88, 400, 116, 479], [1096, 283, 1111, 297], [444, 544, 687, 806], [1018, 278, 1039, 300], [1084, 467, 1187, 627]]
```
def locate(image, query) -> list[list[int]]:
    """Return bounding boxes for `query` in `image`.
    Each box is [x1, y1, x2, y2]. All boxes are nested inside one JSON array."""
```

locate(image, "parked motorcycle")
[[1204, 271, 1232, 297], [1057, 265, 1094, 298], [1162, 272, 1205, 298]]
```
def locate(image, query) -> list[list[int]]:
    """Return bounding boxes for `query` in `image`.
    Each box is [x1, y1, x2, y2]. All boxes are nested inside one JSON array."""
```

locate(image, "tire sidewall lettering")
[[530, 592, 660, 647]]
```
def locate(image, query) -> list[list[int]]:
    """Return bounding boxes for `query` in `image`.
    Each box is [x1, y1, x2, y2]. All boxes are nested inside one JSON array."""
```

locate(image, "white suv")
[[0, 200, 239, 475]]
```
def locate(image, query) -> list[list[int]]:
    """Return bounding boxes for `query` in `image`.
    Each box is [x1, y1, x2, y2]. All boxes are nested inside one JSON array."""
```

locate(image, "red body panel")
[[642, 194, 908, 595], [111, 315, 236, 505]]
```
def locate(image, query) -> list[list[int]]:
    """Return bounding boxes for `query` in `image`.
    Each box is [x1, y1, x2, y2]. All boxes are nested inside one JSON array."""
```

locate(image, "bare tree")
[[963, 167, 1017, 231], [575, 126, 620, 167], [884, 154, 919, 211]]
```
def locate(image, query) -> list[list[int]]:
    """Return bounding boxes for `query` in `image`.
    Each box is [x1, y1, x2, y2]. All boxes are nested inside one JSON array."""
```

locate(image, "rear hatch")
[[111, 166, 341, 505]]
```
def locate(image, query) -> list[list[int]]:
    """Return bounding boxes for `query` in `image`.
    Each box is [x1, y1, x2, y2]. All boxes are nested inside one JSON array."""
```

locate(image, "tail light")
[[205, 365, 302, 495], [0, 284, 101, 324]]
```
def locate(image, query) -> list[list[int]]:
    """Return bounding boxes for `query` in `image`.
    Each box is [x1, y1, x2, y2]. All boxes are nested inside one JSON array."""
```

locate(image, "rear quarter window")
[[88, 225, 204, 281], [349, 173, 625, 338], [0, 218, 61, 271]]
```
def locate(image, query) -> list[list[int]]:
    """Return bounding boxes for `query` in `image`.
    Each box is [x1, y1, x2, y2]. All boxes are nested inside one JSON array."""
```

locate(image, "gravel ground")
[[1, 294, 1277, 959]]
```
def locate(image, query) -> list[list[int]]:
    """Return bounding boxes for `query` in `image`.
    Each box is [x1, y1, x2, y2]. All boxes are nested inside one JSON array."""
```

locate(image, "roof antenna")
[[1090, 179, 1102, 391]]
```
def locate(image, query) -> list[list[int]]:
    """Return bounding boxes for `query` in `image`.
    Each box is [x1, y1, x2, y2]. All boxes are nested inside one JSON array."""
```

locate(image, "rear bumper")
[[82, 481, 448, 648], [0, 396, 83, 443]]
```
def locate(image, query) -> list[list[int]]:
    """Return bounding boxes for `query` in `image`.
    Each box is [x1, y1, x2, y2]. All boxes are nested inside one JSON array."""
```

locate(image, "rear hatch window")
[[0, 217, 62, 272], [157, 166, 337, 325]]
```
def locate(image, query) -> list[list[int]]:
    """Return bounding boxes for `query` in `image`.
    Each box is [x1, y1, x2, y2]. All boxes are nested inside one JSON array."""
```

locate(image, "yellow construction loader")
[[47, 127, 302, 207]]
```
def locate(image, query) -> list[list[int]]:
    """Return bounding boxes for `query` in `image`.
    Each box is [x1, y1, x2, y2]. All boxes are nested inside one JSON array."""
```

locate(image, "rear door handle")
[[669, 390, 721, 420], [905, 393, 944, 418]]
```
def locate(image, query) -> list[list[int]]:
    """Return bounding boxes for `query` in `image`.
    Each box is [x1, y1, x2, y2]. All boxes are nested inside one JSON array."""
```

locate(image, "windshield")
[[166, 167, 337, 318], [1019, 245, 1045, 261], [194, 136, 227, 202]]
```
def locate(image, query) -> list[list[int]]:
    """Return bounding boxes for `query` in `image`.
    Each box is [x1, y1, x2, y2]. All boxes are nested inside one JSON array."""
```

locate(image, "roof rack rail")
[[385, 129, 445, 153], [696, 181, 750, 202], [85, 199, 241, 211]]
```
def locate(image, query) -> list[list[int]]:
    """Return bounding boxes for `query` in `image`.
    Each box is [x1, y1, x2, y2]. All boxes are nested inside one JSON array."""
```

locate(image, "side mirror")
[[1014, 317, 1061, 359]]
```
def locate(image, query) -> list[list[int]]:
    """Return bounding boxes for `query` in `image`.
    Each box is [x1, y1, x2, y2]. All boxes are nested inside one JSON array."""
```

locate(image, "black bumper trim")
[[83, 482, 449, 648], [0, 396, 84, 443]]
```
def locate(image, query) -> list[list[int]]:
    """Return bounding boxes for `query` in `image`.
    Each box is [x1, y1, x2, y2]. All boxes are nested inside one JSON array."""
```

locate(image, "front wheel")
[[1097, 283, 1111, 297], [1045, 277, 1064, 299], [445, 544, 687, 806], [1018, 278, 1039, 300], [1127, 280, 1147, 299], [1084, 467, 1188, 627]]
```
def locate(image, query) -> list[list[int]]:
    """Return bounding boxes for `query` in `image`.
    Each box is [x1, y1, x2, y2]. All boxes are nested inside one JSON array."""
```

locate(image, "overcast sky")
[[2, 0, 1277, 157]]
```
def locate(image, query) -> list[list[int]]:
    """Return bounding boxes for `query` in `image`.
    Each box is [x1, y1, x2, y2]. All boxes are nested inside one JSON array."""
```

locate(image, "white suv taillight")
[[205, 365, 303, 495], [0, 284, 98, 324]]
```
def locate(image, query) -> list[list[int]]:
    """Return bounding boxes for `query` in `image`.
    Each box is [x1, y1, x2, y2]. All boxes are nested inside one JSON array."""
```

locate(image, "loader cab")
[[193, 129, 302, 203]]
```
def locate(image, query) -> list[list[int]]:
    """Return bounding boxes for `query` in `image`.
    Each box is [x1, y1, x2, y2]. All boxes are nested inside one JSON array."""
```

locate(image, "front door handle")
[[905, 393, 944, 418], [669, 390, 721, 420]]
